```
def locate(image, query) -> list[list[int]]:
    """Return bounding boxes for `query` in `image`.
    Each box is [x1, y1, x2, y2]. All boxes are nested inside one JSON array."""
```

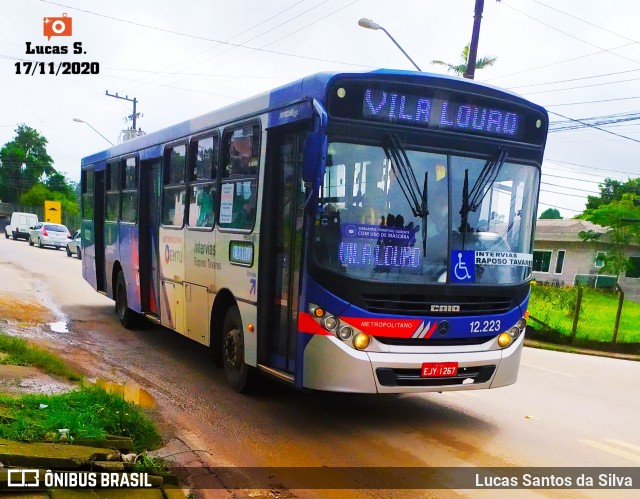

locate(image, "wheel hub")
[[224, 329, 242, 369]]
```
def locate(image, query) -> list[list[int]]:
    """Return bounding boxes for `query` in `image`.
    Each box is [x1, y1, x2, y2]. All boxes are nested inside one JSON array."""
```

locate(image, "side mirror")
[[302, 132, 326, 184]]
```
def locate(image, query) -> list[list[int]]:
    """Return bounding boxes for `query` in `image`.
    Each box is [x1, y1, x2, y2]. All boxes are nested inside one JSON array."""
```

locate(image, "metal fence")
[[528, 284, 631, 344]]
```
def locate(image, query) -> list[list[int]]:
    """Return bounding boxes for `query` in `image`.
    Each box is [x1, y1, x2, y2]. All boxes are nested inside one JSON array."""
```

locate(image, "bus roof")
[[81, 69, 543, 167]]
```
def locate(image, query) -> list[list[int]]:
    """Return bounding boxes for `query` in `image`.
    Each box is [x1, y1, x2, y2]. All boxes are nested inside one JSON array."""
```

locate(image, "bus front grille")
[[361, 294, 513, 316], [375, 336, 494, 346], [376, 366, 495, 387]]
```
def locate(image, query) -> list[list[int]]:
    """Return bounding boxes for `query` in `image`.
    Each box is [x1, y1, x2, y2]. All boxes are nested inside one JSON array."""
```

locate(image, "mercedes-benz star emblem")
[[437, 320, 450, 336]]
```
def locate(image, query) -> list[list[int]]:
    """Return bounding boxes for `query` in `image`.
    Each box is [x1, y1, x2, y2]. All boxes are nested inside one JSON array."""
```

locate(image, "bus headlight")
[[497, 332, 512, 348], [508, 326, 520, 339], [323, 315, 339, 331], [353, 333, 371, 350], [338, 326, 353, 340]]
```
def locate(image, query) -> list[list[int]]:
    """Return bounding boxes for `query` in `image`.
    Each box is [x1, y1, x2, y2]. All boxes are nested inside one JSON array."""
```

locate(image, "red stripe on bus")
[[340, 317, 423, 338], [298, 312, 330, 335], [424, 321, 438, 339]]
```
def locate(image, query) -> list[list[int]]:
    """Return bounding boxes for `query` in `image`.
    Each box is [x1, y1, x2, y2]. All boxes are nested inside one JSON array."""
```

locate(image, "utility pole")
[[464, 0, 485, 80], [105, 90, 140, 132]]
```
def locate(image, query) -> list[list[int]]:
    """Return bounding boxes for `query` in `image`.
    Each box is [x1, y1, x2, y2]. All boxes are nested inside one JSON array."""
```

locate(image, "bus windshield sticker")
[[450, 250, 475, 283], [342, 223, 418, 243], [475, 251, 533, 266], [220, 183, 234, 224]]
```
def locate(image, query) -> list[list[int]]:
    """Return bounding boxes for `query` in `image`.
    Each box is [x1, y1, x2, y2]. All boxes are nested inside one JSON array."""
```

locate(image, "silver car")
[[66, 230, 82, 259], [28, 223, 70, 250]]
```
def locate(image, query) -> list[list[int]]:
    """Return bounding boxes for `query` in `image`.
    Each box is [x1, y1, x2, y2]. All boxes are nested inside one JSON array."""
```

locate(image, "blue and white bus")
[[80, 69, 548, 393]]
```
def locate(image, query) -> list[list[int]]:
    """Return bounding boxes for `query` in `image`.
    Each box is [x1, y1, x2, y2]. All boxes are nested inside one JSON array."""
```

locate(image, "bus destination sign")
[[362, 88, 524, 139]]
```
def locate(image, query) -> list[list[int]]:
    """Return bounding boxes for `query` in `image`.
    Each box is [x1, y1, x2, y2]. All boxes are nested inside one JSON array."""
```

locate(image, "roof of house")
[[534, 219, 610, 242]]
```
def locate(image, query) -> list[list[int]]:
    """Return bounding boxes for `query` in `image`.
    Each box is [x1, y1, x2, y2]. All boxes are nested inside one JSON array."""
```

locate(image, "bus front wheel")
[[222, 306, 255, 393], [115, 271, 137, 329]]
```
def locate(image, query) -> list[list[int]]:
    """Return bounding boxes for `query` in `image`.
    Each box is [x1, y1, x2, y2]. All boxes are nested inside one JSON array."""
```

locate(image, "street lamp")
[[72, 118, 114, 145], [358, 18, 422, 72]]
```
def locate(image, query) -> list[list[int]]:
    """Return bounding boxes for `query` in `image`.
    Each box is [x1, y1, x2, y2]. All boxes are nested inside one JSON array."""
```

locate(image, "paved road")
[[0, 235, 638, 497]]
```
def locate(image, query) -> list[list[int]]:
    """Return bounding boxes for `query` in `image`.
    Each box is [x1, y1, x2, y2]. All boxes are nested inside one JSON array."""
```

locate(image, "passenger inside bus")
[[361, 186, 387, 225], [234, 181, 257, 229]]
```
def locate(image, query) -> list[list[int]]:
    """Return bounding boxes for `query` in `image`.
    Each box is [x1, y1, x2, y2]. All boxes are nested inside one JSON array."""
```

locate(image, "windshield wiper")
[[383, 134, 429, 257], [383, 134, 426, 218], [459, 149, 508, 238], [421, 171, 428, 257]]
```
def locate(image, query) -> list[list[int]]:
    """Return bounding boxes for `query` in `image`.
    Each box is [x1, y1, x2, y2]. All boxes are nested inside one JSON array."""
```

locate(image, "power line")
[[549, 111, 640, 132], [120, 0, 330, 92], [202, 0, 360, 74], [547, 110, 640, 143], [542, 173, 604, 186], [532, 0, 640, 45], [545, 158, 637, 178], [540, 188, 589, 199], [544, 95, 640, 108], [537, 201, 583, 213], [540, 182, 599, 195], [482, 42, 637, 83], [38, 0, 374, 69], [509, 68, 640, 90], [500, 1, 640, 66], [524, 75, 640, 96]]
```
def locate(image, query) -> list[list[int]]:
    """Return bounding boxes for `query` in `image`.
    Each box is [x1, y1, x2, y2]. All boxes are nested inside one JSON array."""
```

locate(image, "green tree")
[[20, 183, 78, 215], [584, 177, 640, 211], [431, 44, 497, 76], [539, 208, 562, 219], [0, 125, 55, 203], [580, 195, 640, 278]]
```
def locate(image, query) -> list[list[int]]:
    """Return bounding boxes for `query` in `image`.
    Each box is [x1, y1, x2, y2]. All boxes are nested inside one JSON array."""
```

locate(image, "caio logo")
[[43, 13, 72, 40]]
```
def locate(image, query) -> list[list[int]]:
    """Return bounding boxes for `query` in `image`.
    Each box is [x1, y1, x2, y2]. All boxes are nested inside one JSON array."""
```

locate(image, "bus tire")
[[222, 305, 255, 393], [116, 271, 138, 329]]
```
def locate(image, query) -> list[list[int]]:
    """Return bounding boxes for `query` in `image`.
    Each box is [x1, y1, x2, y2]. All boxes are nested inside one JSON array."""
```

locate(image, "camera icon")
[[43, 13, 72, 40]]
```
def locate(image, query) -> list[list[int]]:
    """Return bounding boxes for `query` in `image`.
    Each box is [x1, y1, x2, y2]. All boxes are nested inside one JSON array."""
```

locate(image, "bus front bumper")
[[302, 333, 524, 394]]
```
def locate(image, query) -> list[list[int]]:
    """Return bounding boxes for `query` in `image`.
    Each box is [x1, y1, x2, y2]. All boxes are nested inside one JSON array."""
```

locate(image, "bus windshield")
[[312, 141, 540, 285]]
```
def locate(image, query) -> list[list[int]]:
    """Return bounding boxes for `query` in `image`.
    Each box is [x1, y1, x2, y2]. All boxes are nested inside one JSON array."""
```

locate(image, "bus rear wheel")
[[115, 271, 138, 329], [222, 306, 255, 393]]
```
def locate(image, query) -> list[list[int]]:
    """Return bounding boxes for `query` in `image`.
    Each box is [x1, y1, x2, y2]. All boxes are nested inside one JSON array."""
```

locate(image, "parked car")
[[66, 230, 81, 259], [28, 223, 70, 249], [5, 212, 38, 240]]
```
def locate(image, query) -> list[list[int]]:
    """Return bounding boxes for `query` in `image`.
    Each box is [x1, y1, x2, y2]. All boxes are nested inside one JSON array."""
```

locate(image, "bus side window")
[[162, 144, 186, 227], [219, 123, 260, 231], [189, 135, 218, 228]]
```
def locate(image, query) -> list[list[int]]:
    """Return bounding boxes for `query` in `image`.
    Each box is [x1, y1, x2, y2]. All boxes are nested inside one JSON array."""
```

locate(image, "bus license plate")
[[421, 362, 458, 378]]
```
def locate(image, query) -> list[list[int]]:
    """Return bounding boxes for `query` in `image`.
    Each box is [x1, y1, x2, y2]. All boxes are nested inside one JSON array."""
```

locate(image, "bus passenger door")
[[139, 159, 162, 318], [259, 128, 306, 375], [94, 169, 106, 292]]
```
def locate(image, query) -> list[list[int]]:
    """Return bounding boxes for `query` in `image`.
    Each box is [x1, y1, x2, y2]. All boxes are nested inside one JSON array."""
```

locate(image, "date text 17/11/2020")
[[15, 61, 99, 75]]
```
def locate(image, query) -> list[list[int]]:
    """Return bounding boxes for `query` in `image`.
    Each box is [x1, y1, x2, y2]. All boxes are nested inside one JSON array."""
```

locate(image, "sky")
[[2, 0, 640, 218]]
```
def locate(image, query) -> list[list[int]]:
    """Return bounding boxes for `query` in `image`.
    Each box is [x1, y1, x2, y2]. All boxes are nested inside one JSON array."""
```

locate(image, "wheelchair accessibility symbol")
[[450, 250, 475, 283]]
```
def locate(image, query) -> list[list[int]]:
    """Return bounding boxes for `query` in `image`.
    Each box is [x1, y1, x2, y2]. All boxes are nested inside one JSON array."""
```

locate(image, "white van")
[[5, 212, 38, 240]]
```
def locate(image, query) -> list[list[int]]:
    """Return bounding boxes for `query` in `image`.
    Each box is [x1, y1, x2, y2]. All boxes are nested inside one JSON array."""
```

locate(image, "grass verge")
[[0, 332, 162, 453], [0, 334, 81, 381], [0, 386, 162, 452], [529, 285, 640, 345]]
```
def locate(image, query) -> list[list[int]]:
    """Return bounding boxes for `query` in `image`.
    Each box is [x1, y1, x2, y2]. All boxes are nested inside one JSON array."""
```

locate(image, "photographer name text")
[[475, 472, 633, 488], [16, 41, 99, 75]]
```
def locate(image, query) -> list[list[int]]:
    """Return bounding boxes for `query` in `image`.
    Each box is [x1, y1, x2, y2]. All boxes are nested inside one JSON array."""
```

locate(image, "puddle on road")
[[49, 321, 69, 333], [95, 379, 156, 407]]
